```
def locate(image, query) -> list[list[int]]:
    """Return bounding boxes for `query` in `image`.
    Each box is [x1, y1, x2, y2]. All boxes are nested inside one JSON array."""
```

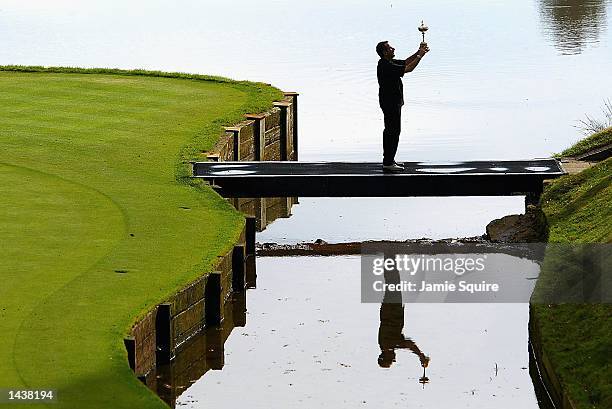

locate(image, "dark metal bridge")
[[192, 159, 565, 200]]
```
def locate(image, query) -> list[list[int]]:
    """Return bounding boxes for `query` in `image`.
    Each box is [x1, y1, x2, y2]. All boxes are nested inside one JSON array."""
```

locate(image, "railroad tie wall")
[[206, 93, 297, 163]]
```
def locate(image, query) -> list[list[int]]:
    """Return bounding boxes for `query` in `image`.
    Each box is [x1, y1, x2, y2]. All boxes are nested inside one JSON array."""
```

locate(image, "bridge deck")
[[192, 159, 565, 197]]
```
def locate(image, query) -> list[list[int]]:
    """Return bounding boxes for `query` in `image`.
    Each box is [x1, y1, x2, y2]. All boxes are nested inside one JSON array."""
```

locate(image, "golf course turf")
[[0, 66, 282, 408], [532, 129, 611, 409]]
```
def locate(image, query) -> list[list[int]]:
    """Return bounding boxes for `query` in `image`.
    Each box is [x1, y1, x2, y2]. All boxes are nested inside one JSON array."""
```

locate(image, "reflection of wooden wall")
[[206, 93, 298, 162], [153, 291, 248, 408], [227, 197, 298, 232]]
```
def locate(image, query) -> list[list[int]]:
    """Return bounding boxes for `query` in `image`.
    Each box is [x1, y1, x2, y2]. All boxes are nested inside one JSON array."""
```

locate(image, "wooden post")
[[206, 153, 220, 162], [124, 337, 136, 371], [244, 227, 256, 288], [232, 245, 246, 291], [284, 92, 299, 160], [255, 197, 267, 231], [226, 197, 239, 209], [245, 216, 256, 256], [224, 127, 241, 161], [246, 253, 257, 289], [525, 182, 543, 210], [274, 101, 291, 161], [155, 303, 172, 365], [245, 114, 266, 161], [232, 291, 247, 328], [205, 328, 225, 370], [205, 272, 222, 326]]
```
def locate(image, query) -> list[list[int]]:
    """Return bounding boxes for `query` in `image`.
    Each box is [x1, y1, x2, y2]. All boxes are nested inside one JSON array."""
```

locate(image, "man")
[[377, 40, 429, 172]]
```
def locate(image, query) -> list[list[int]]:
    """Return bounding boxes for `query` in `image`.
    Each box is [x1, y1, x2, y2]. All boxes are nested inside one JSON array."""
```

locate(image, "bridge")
[[192, 159, 565, 204]]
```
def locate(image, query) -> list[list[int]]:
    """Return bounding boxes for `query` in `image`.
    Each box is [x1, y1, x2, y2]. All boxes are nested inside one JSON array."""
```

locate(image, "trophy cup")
[[418, 20, 429, 46]]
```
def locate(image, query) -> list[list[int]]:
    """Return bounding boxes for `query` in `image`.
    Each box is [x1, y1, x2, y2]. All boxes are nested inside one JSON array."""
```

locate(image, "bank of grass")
[[532, 141, 611, 407], [0, 66, 283, 408], [558, 126, 612, 158]]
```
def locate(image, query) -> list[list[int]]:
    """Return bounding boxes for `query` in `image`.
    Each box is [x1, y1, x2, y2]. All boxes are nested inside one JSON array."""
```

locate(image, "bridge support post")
[[525, 183, 543, 209]]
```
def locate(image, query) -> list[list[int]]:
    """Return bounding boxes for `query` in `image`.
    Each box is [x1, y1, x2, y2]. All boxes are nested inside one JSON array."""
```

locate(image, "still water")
[[175, 256, 543, 409], [3, 1, 611, 407]]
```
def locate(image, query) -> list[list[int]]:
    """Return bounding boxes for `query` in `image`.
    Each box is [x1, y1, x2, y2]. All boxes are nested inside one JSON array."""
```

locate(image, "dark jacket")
[[377, 58, 405, 108]]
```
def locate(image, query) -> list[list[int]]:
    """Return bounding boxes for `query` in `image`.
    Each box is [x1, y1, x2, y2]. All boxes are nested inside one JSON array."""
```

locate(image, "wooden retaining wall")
[[124, 91, 298, 388], [207, 93, 298, 162], [124, 229, 252, 381]]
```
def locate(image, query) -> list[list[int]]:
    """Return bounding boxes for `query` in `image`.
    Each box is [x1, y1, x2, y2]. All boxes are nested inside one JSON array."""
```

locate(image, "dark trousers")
[[381, 104, 402, 165]]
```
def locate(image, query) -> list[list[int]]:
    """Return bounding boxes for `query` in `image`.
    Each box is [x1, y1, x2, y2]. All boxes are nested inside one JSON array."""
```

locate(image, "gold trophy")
[[418, 20, 429, 46]]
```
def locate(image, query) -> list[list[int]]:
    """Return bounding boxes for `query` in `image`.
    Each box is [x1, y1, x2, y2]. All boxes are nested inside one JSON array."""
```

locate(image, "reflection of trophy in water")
[[419, 366, 430, 388], [418, 20, 429, 45]]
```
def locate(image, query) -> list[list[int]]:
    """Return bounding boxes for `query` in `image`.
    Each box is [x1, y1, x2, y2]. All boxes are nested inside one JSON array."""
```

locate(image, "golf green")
[[0, 68, 282, 408]]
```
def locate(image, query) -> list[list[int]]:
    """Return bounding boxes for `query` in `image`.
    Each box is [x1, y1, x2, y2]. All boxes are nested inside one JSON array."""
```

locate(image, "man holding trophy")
[[377, 22, 430, 172]]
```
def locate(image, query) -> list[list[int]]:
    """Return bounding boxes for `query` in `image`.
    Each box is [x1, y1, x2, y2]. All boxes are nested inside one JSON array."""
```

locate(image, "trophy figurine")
[[418, 20, 429, 45]]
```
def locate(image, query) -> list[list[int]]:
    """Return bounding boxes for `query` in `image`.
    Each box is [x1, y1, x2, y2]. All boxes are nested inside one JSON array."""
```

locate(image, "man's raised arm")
[[404, 43, 430, 73]]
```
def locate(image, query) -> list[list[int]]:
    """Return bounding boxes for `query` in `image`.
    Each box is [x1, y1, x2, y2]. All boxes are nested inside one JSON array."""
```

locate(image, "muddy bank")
[[256, 237, 546, 261], [485, 205, 549, 243]]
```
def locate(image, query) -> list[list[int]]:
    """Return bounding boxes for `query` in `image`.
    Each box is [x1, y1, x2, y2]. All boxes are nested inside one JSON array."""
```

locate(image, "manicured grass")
[[559, 126, 612, 158], [0, 67, 283, 408], [532, 155, 611, 408], [542, 157, 612, 243]]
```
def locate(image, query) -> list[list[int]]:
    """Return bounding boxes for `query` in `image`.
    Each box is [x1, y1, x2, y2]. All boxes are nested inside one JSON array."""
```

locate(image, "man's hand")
[[404, 43, 430, 72], [418, 42, 430, 56]]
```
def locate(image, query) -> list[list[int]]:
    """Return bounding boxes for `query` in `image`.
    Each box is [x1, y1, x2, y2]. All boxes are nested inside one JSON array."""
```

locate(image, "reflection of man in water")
[[378, 266, 430, 369], [376, 41, 429, 173]]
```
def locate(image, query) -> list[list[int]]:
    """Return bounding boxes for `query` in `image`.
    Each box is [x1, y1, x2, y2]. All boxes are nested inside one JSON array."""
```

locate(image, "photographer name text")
[[373, 280, 500, 293]]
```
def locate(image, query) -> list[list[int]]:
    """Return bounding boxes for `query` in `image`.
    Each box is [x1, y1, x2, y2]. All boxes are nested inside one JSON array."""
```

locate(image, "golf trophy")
[[418, 20, 429, 46]]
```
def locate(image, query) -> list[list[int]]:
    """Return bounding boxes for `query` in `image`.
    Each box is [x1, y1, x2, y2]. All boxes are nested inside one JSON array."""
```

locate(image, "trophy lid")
[[418, 20, 429, 32]]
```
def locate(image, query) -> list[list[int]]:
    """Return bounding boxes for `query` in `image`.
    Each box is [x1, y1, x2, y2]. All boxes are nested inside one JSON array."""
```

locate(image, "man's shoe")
[[393, 161, 405, 169], [382, 163, 404, 173]]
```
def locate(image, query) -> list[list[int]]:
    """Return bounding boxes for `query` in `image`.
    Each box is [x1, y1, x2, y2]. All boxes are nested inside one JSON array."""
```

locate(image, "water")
[[176, 256, 542, 409], [3, 1, 610, 407]]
